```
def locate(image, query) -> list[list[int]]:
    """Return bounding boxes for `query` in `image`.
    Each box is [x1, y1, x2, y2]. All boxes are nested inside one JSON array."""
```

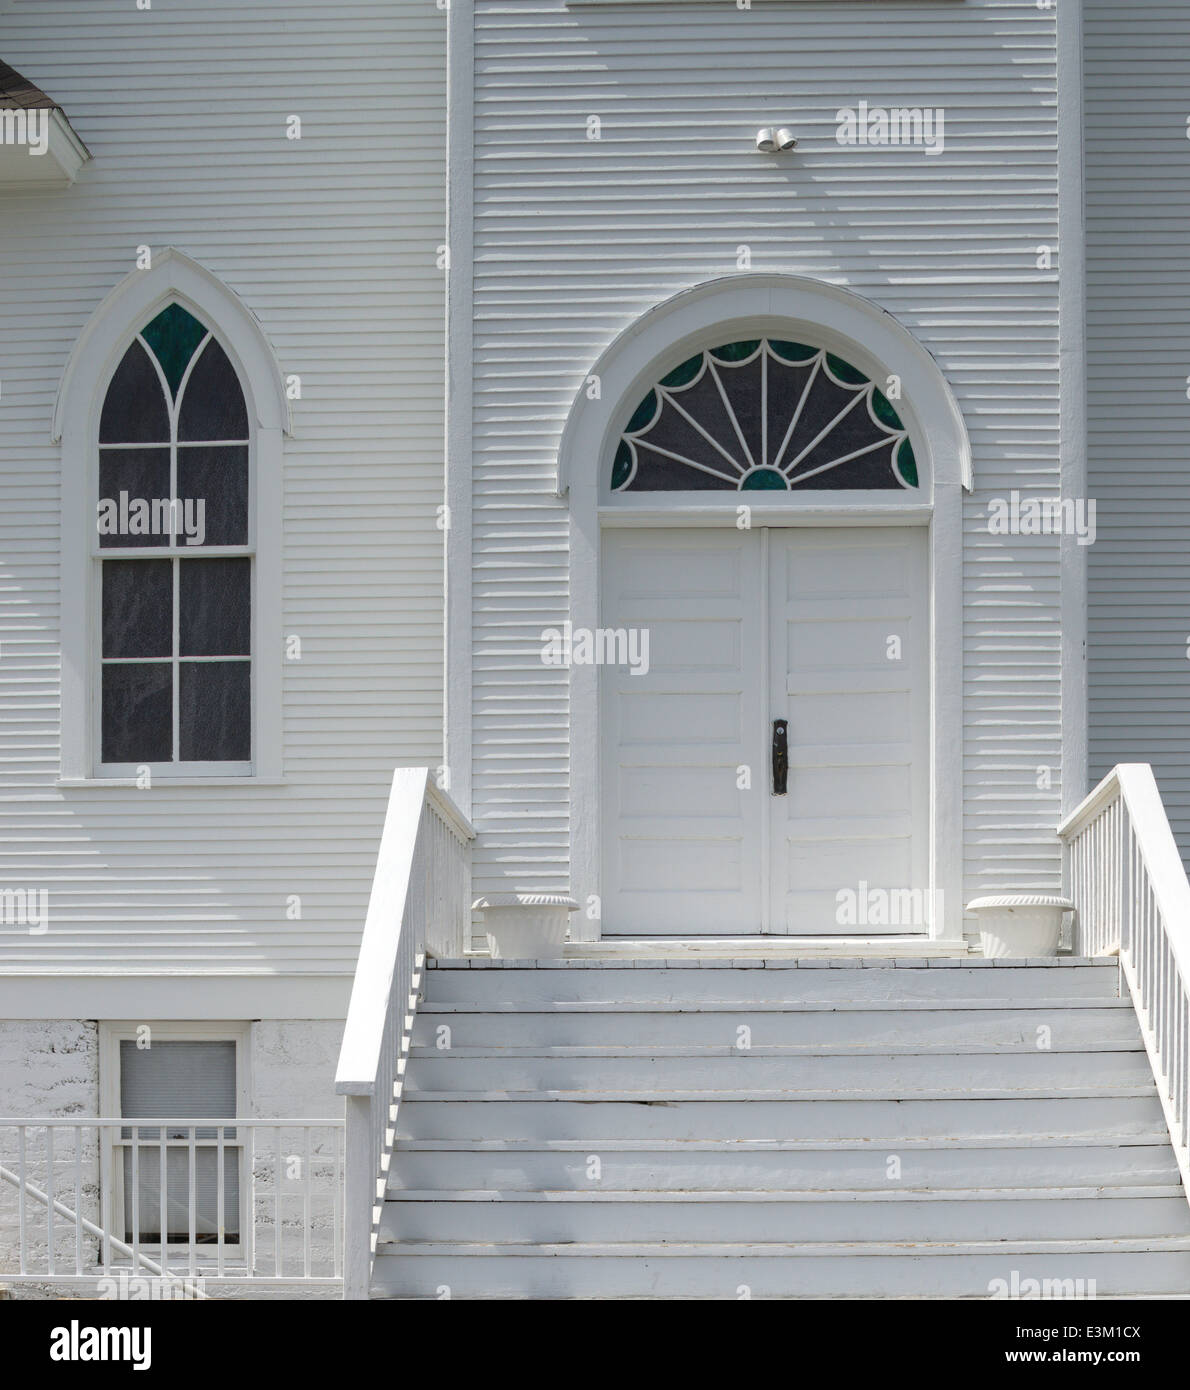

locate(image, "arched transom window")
[[96, 302, 252, 768], [611, 338, 917, 493]]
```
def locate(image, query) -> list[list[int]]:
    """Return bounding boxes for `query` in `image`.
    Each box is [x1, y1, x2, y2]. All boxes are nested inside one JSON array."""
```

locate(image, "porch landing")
[[558, 937, 972, 960], [449, 948, 1114, 966]]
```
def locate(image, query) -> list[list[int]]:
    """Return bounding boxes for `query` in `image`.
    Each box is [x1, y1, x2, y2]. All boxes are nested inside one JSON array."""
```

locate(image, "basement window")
[[101, 1024, 246, 1246]]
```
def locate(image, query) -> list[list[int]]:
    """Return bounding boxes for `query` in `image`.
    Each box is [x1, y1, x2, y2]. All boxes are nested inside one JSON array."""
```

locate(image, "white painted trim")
[[335, 766, 429, 1095], [445, 0, 476, 819], [56, 251, 287, 781], [560, 276, 971, 944], [1057, 0, 1089, 816], [600, 504, 935, 529], [0, 975, 351, 1020]]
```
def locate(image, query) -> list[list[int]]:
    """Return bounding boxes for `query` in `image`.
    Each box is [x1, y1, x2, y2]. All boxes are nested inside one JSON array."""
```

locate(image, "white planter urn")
[[965, 894, 1074, 959], [472, 893, 579, 960]]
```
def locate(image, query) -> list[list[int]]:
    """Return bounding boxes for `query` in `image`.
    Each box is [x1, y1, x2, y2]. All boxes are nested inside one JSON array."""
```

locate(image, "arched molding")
[[53, 248, 290, 443]]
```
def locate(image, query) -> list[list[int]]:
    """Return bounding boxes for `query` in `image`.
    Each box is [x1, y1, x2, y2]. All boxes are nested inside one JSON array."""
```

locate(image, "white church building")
[[2, 0, 1190, 1300]]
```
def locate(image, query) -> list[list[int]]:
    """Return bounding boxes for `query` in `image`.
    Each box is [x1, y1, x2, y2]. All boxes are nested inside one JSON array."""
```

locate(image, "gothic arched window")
[[97, 302, 252, 767], [611, 339, 918, 493]]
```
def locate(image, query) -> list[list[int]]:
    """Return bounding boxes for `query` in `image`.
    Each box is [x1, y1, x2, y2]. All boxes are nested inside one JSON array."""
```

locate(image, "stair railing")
[[0, 1118, 342, 1291], [0, 1157, 206, 1298], [1058, 764, 1190, 1196], [334, 768, 474, 1300]]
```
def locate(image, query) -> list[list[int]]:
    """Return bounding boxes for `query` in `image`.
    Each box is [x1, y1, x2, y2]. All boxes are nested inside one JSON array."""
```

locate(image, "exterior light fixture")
[[755, 127, 797, 153]]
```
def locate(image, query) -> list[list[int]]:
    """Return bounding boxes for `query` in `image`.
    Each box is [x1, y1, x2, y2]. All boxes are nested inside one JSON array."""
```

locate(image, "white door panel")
[[601, 526, 929, 935], [601, 530, 765, 934], [768, 528, 929, 934]]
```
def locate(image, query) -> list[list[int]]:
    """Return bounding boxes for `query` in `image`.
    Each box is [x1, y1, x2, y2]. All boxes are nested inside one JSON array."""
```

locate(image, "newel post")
[[342, 1094, 374, 1300]]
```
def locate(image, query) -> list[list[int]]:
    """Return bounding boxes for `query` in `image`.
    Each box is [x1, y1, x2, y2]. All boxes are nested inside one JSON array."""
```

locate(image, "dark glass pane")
[[789, 439, 901, 490], [765, 356, 817, 463], [788, 392, 899, 487], [102, 560, 173, 658], [102, 663, 172, 763], [628, 442, 734, 491], [177, 338, 249, 441], [179, 559, 250, 656], [897, 438, 918, 488], [180, 661, 250, 761], [636, 397, 739, 481], [710, 340, 760, 363], [98, 341, 170, 444], [176, 446, 249, 546], [713, 356, 764, 462], [141, 303, 208, 398], [97, 449, 171, 549]]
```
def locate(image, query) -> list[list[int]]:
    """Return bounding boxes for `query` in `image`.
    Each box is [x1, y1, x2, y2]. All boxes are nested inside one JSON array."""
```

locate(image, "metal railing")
[[1059, 764, 1190, 1197], [0, 1118, 343, 1291], [334, 768, 474, 1299]]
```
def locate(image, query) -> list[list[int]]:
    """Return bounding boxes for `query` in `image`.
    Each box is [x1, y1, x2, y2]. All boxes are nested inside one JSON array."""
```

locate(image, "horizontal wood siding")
[[468, 0, 1063, 912], [0, 0, 446, 972], [1084, 1, 1190, 863]]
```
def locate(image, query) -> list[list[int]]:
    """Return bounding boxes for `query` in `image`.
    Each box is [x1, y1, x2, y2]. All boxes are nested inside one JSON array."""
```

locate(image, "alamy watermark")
[[835, 882, 943, 930], [0, 886, 49, 934], [0, 108, 49, 157], [986, 491, 1097, 546], [97, 492, 206, 545], [541, 623, 650, 676], [836, 100, 945, 157], [988, 1271, 1098, 1301]]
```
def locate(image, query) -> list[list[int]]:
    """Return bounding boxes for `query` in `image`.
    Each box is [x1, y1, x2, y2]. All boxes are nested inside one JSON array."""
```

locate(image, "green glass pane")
[[769, 340, 819, 364], [625, 389, 658, 434], [659, 355, 703, 389], [825, 353, 870, 387], [611, 440, 634, 490], [871, 387, 904, 430], [710, 340, 760, 363], [141, 304, 208, 398], [897, 438, 919, 488], [740, 467, 789, 491]]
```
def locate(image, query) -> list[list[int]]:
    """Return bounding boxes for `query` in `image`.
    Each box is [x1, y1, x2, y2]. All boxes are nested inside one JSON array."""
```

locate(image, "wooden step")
[[410, 1004, 1140, 1052]]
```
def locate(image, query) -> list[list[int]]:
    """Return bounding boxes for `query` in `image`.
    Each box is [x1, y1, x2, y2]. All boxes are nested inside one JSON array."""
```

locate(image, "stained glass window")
[[97, 303, 252, 767], [611, 339, 918, 492]]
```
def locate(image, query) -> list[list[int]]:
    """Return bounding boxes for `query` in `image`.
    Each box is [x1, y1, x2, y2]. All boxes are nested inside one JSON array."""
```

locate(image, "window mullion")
[[172, 555, 181, 763]]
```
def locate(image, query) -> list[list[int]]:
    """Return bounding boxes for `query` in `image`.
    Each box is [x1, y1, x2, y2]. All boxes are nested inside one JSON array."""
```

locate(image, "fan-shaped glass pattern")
[[611, 339, 918, 492]]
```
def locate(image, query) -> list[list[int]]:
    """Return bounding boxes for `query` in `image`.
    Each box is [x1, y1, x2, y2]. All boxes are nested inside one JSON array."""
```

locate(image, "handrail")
[[0, 1117, 342, 1288], [334, 767, 474, 1299], [0, 1162, 207, 1298], [1058, 764, 1190, 1196]]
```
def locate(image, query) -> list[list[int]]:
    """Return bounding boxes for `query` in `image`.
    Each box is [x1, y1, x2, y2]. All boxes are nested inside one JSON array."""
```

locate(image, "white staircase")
[[371, 957, 1190, 1299]]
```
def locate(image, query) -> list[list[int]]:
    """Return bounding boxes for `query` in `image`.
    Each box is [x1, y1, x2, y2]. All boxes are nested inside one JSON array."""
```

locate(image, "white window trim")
[[56, 250, 289, 783], [98, 1020, 252, 1258]]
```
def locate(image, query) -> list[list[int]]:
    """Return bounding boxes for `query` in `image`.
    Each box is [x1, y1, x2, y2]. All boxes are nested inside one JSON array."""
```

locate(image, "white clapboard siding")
[[1084, 1, 1190, 866], [0, 0, 446, 972], [467, 0, 1063, 911]]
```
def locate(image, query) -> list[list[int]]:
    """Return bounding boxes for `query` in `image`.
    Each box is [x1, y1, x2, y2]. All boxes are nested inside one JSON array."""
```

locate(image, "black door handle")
[[772, 719, 788, 796]]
